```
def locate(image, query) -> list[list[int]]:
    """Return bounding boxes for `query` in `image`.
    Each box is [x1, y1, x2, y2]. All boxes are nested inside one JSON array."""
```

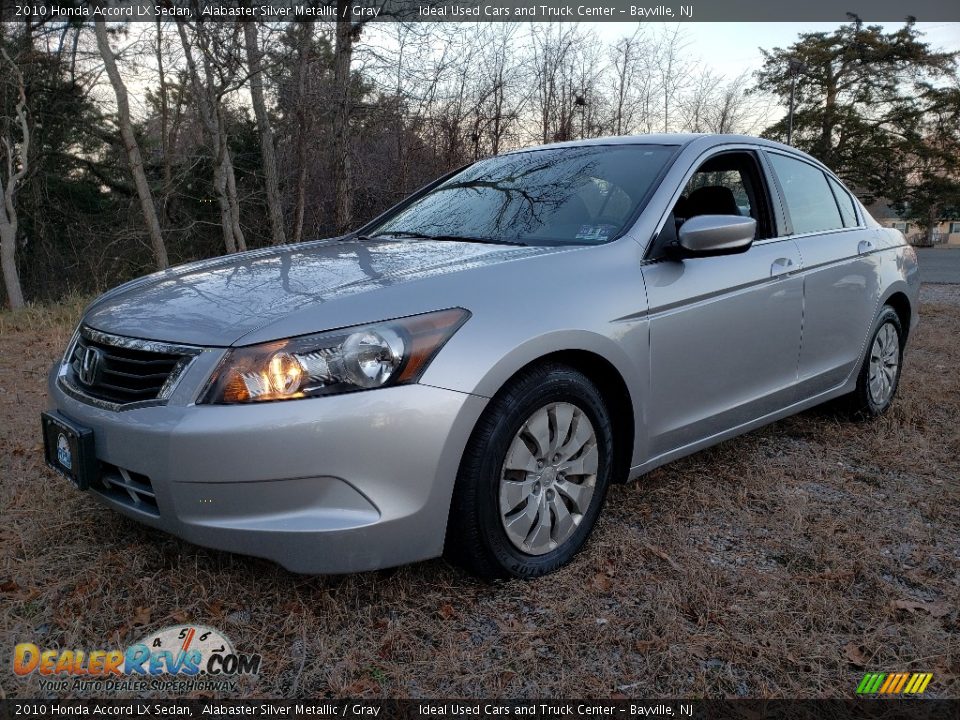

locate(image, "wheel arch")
[[472, 348, 637, 485], [882, 290, 912, 345]]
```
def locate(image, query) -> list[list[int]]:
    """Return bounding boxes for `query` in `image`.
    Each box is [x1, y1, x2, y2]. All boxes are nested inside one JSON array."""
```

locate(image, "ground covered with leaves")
[[1, 288, 957, 699]]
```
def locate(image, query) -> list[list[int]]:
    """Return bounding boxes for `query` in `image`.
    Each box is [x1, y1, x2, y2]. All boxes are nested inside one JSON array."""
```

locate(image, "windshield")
[[368, 144, 677, 246]]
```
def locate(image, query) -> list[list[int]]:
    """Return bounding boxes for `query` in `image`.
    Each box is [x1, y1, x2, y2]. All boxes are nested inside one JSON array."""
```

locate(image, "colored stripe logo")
[[856, 672, 933, 695]]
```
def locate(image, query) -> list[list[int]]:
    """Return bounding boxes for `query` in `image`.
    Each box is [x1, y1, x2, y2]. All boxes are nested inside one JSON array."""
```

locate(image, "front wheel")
[[447, 363, 614, 579], [846, 306, 904, 418]]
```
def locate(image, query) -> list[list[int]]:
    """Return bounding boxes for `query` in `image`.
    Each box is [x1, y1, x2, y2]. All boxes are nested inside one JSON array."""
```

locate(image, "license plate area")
[[41, 412, 96, 490]]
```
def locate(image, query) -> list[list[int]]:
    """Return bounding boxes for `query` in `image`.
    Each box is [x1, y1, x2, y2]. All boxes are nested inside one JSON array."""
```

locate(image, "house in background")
[[863, 200, 960, 247]]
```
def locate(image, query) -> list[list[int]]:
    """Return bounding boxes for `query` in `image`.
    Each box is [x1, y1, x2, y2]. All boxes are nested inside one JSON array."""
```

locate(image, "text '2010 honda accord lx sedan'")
[[43, 134, 919, 579]]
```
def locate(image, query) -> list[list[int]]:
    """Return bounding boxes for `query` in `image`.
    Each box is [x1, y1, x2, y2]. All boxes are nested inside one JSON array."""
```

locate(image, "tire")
[[446, 363, 614, 580], [845, 306, 904, 418]]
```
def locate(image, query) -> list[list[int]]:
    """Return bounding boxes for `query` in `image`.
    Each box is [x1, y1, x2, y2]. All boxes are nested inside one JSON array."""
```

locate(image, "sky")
[[102, 20, 960, 126], [593, 21, 960, 80]]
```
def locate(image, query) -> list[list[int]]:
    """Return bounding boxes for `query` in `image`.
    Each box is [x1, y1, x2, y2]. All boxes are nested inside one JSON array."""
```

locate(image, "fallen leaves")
[[341, 677, 379, 695], [437, 603, 457, 620], [590, 572, 614, 592], [132, 606, 151, 626], [688, 644, 712, 660], [891, 599, 951, 618], [1, 287, 958, 700], [844, 642, 870, 667], [642, 542, 681, 572]]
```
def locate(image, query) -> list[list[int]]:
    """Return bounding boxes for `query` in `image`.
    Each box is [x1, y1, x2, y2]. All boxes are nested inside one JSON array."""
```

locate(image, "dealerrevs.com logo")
[[13, 625, 261, 693]]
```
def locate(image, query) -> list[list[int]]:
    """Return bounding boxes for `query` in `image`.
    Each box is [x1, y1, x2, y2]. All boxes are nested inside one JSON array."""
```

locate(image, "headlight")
[[200, 308, 470, 404]]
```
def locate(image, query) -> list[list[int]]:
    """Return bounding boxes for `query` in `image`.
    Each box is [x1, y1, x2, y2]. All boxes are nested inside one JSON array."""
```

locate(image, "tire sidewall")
[[470, 368, 613, 578], [857, 307, 904, 416]]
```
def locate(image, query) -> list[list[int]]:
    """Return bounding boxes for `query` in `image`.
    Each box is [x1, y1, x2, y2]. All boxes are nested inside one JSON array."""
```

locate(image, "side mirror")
[[671, 215, 756, 258]]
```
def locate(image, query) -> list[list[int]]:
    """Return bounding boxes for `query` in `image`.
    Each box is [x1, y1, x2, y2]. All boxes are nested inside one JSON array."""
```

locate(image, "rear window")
[[827, 175, 859, 228], [768, 153, 844, 235]]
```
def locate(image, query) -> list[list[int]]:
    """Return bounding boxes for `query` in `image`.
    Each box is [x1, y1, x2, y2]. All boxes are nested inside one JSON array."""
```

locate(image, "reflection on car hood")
[[83, 238, 562, 346]]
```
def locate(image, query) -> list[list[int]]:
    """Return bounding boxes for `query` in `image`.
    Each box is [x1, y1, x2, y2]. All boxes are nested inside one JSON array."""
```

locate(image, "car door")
[[764, 151, 882, 396], [641, 148, 804, 459]]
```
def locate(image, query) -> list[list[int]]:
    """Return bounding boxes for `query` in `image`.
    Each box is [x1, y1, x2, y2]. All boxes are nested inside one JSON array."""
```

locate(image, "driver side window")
[[651, 150, 773, 258], [680, 169, 753, 220]]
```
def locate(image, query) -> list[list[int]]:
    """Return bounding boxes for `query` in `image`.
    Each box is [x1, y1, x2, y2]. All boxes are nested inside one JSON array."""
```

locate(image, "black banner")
[[2, 0, 960, 23], [1, 700, 959, 720]]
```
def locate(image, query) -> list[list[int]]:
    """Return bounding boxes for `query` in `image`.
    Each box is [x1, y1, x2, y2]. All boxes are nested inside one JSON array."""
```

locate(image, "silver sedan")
[[43, 134, 919, 578]]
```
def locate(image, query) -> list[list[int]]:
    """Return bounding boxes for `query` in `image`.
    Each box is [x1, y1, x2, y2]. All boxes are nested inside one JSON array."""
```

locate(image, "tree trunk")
[[243, 21, 286, 246], [0, 220, 24, 309], [0, 45, 30, 309], [333, 0, 355, 234], [291, 20, 314, 244], [94, 20, 168, 269], [816, 68, 839, 163], [221, 116, 247, 252], [176, 21, 239, 254], [212, 153, 237, 254], [155, 19, 173, 223]]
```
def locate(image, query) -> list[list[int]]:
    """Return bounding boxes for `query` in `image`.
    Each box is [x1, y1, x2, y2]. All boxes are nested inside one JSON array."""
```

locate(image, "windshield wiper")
[[370, 231, 527, 246]]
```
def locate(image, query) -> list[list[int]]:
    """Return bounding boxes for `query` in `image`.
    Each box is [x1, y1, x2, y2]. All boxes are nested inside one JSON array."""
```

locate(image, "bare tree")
[[176, 20, 246, 253], [531, 24, 579, 144], [244, 21, 286, 246], [0, 45, 29, 308], [570, 38, 606, 139], [155, 19, 173, 219], [153, 19, 189, 225], [332, 0, 358, 234], [290, 19, 315, 243], [479, 25, 526, 156], [708, 72, 754, 134], [653, 26, 693, 132], [678, 65, 717, 133], [94, 20, 169, 270], [610, 27, 640, 135]]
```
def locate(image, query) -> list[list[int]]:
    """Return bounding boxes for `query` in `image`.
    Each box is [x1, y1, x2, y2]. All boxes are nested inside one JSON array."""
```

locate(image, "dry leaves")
[[891, 599, 951, 618], [2, 287, 959, 699], [437, 603, 457, 620], [642, 542, 681, 571], [590, 572, 614, 592], [688, 644, 712, 660], [844, 642, 870, 667]]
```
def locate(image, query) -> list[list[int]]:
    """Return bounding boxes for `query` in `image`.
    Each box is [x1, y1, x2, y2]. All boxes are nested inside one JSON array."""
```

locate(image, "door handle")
[[858, 240, 875, 255], [770, 257, 794, 277]]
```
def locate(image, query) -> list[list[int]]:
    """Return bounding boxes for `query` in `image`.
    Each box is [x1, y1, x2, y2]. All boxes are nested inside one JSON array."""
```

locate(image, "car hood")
[[83, 238, 563, 346]]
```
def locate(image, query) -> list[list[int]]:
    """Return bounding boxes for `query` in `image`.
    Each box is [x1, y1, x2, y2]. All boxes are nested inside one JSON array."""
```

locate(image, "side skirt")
[[627, 379, 854, 482]]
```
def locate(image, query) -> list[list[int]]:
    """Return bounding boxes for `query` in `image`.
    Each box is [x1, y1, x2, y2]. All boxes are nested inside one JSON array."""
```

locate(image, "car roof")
[[501, 133, 828, 172]]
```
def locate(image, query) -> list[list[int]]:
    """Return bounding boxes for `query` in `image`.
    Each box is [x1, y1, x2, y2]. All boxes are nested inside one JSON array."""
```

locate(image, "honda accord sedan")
[[44, 134, 919, 578]]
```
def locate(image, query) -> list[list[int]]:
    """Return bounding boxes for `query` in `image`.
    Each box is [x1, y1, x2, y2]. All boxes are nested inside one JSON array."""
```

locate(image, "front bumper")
[[47, 367, 487, 573]]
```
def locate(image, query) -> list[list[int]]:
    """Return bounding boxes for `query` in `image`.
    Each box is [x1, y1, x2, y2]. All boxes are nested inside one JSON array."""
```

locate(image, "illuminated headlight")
[[200, 308, 470, 404]]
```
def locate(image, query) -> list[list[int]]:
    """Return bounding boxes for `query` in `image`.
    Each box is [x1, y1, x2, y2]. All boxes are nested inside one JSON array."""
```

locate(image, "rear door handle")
[[770, 257, 794, 277], [858, 240, 875, 255]]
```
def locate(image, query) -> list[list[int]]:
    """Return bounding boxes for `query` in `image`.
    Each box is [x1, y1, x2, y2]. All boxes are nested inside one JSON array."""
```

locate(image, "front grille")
[[93, 463, 160, 517], [69, 331, 187, 405]]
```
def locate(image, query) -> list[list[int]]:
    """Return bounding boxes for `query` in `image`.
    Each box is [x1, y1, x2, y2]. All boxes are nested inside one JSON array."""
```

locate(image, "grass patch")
[[1, 286, 957, 699]]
